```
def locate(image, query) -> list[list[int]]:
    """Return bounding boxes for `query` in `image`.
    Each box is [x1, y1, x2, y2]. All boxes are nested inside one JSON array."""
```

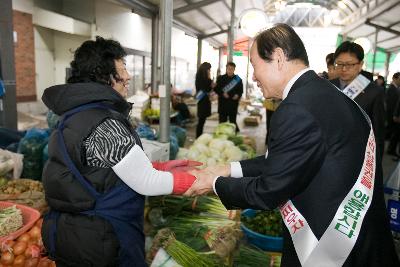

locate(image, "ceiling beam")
[[386, 44, 400, 52], [366, 19, 400, 36], [200, 29, 228, 38], [182, 0, 223, 30], [118, 0, 157, 18], [294, 8, 311, 27], [173, 0, 220, 15], [378, 35, 400, 44], [341, 0, 400, 35], [118, 0, 223, 47], [172, 19, 201, 38]]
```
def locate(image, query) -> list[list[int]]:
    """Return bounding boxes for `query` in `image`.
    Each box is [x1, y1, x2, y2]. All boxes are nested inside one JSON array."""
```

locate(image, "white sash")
[[341, 74, 370, 99], [280, 81, 375, 266]]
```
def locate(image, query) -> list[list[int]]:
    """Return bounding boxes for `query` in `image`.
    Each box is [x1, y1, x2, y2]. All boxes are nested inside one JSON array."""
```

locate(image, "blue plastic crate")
[[240, 209, 283, 252]]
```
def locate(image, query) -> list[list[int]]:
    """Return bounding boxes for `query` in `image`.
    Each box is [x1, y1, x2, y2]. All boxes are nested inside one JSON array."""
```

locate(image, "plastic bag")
[[136, 123, 157, 140], [46, 110, 59, 130], [0, 148, 23, 178], [150, 248, 181, 267], [42, 144, 49, 165], [384, 162, 400, 232], [18, 128, 50, 180], [169, 135, 179, 160], [0, 127, 25, 149], [171, 126, 186, 147]]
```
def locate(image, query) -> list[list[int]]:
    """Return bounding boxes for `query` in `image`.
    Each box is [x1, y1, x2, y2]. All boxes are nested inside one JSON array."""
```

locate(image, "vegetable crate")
[[0, 201, 40, 243]]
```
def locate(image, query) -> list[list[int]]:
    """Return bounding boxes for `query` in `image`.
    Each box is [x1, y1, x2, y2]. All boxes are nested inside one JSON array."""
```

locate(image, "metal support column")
[[151, 15, 159, 95], [197, 38, 203, 69], [228, 0, 236, 62], [218, 47, 223, 75], [372, 29, 379, 74], [245, 38, 251, 99], [384, 51, 391, 82], [0, 0, 17, 129], [159, 0, 173, 143]]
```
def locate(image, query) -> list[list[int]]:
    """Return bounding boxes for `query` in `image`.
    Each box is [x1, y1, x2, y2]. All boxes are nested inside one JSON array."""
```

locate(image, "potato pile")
[[0, 179, 43, 195]]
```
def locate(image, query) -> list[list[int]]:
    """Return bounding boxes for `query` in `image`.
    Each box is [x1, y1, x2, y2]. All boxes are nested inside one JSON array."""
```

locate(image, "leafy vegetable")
[[241, 210, 283, 237]]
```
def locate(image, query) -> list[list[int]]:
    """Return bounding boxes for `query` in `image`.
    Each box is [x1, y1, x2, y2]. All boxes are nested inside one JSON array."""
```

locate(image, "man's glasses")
[[334, 62, 360, 70]]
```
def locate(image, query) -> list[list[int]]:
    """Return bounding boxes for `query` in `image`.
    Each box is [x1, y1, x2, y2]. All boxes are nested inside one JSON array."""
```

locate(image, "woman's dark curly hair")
[[68, 36, 127, 84]]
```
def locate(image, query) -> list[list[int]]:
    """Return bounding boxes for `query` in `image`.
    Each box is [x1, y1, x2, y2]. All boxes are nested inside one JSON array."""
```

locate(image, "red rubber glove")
[[171, 171, 196, 195], [152, 159, 203, 172]]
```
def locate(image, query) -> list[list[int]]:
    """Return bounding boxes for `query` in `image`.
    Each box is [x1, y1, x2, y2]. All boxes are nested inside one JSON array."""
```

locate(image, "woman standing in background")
[[195, 62, 214, 137]]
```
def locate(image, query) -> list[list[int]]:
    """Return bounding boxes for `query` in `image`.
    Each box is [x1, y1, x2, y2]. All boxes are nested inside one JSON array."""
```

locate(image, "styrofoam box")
[[141, 139, 170, 161]]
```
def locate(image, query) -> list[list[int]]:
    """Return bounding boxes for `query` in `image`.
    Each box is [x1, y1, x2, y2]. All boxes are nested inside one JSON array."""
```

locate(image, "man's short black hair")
[[334, 41, 364, 62], [326, 53, 335, 67], [393, 72, 400, 80], [68, 36, 127, 85], [226, 62, 236, 68], [254, 23, 309, 66]]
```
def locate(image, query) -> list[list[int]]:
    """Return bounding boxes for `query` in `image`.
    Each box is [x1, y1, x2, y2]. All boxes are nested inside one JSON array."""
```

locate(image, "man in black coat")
[[185, 24, 399, 267], [214, 62, 243, 132], [330, 41, 385, 162], [386, 72, 400, 155]]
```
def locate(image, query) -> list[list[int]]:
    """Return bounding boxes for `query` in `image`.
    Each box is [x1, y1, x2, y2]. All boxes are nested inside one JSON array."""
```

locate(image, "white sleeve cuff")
[[230, 162, 243, 178], [212, 176, 219, 196], [112, 144, 173, 196]]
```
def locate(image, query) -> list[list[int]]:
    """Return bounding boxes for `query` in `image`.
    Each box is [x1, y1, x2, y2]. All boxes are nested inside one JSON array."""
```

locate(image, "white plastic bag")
[[150, 248, 181, 267], [0, 148, 24, 178]]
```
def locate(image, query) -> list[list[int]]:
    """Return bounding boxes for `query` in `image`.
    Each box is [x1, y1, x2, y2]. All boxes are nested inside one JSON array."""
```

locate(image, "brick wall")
[[13, 10, 36, 102]]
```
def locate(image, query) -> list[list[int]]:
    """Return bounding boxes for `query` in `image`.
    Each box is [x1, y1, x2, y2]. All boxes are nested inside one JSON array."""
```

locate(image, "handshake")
[[152, 159, 230, 196]]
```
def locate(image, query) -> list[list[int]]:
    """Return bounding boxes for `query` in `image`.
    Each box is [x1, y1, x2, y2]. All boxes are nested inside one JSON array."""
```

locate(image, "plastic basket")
[[0, 201, 40, 243], [240, 209, 283, 252]]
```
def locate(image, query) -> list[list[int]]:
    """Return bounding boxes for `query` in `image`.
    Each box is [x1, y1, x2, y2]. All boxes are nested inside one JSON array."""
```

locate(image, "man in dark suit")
[[330, 41, 385, 162], [214, 62, 243, 132], [185, 24, 399, 266], [386, 72, 400, 156]]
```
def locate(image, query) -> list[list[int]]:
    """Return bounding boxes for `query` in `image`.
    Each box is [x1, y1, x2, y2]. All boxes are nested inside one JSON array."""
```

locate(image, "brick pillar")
[[13, 10, 36, 102]]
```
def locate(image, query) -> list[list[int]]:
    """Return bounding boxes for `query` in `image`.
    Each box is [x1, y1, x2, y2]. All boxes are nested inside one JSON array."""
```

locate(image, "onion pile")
[[0, 218, 56, 267]]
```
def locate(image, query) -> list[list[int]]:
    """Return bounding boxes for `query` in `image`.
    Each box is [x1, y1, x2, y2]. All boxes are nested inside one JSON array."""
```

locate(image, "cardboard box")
[[243, 116, 260, 126]]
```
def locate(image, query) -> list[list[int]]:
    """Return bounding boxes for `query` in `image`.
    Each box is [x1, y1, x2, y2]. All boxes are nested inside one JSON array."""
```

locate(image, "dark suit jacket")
[[215, 71, 398, 266], [386, 83, 400, 118], [215, 74, 243, 115], [195, 78, 213, 118], [330, 78, 385, 161]]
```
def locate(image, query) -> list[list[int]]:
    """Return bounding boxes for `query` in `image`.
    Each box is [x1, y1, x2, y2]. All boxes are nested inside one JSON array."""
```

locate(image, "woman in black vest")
[[195, 62, 214, 137], [41, 36, 200, 267]]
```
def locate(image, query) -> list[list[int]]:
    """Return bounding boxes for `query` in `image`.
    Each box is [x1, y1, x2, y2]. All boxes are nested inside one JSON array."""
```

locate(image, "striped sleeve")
[[84, 119, 135, 168]]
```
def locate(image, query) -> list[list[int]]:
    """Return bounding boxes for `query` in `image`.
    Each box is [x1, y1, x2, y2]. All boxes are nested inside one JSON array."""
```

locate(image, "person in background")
[[326, 52, 338, 80], [41, 36, 200, 267], [386, 72, 400, 157], [375, 75, 386, 89], [184, 23, 399, 267], [214, 62, 243, 132], [330, 41, 385, 162], [171, 84, 191, 127], [195, 62, 214, 137]]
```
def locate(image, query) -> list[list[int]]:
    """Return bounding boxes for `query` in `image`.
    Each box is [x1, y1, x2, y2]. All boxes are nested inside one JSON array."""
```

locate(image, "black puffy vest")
[[42, 106, 135, 267]]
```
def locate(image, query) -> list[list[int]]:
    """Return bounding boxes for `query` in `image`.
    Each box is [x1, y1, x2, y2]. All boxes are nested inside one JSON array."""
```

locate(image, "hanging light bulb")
[[240, 9, 269, 38]]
